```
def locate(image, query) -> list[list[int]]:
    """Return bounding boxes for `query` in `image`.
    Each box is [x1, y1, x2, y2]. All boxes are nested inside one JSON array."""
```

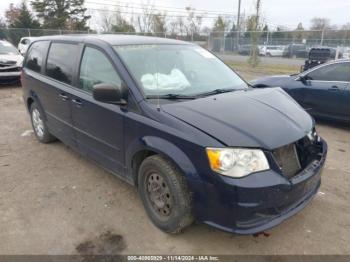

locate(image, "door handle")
[[72, 98, 83, 107], [328, 86, 339, 91], [59, 93, 69, 101]]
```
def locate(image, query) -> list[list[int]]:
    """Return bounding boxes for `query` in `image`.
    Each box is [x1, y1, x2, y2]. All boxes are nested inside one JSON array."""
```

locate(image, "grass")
[[226, 61, 301, 81]]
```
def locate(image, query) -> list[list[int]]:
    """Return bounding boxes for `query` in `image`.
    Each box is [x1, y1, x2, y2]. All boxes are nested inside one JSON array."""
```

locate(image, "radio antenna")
[[156, 46, 160, 111]]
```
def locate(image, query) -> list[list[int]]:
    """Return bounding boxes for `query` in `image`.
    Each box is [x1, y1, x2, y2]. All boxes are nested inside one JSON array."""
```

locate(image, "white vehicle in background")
[[18, 37, 36, 55], [341, 47, 350, 59], [0, 40, 24, 83], [260, 45, 285, 57]]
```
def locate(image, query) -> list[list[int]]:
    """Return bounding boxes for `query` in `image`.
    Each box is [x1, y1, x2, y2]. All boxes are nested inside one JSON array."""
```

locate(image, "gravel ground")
[[1, 85, 350, 255]]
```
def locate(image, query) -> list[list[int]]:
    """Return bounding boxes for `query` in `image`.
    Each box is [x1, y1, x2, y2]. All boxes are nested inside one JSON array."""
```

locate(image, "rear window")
[[46, 43, 78, 85], [25, 41, 50, 73]]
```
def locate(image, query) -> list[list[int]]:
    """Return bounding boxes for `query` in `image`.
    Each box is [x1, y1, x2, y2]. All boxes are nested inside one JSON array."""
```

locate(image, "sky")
[[1, 0, 350, 30]]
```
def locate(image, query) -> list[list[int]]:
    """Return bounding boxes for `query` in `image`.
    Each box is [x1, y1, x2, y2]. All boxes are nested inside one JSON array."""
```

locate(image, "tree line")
[[1, 0, 90, 31], [0, 0, 91, 43], [1, 0, 350, 45]]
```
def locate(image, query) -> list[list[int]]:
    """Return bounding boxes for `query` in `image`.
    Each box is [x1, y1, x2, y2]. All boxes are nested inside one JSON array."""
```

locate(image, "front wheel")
[[30, 102, 56, 143], [138, 155, 194, 234]]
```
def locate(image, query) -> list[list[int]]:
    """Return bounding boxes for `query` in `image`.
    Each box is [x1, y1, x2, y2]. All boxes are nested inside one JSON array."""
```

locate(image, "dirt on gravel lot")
[[1, 85, 350, 255]]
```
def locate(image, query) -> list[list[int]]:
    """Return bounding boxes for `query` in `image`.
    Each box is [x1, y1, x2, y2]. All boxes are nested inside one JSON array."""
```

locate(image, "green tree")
[[248, 0, 262, 68], [231, 21, 236, 32], [296, 22, 304, 30], [4, 2, 41, 44], [112, 11, 135, 33], [5, 3, 20, 26], [261, 24, 269, 39], [11, 2, 40, 28], [294, 22, 304, 42], [112, 22, 135, 33], [31, 0, 91, 30], [226, 22, 236, 37], [212, 16, 227, 32], [271, 26, 286, 39], [0, 18, 7, 40]]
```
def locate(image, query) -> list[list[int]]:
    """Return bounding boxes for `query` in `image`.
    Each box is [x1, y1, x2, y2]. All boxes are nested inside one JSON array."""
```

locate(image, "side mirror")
[[297, 75, 307, 83], [93, 83, 127, 105]]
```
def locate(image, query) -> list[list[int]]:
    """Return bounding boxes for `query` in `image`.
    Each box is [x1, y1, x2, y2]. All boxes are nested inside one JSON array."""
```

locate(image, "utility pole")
[[236, 0, 242, 50], [320, 27, 325, 46]]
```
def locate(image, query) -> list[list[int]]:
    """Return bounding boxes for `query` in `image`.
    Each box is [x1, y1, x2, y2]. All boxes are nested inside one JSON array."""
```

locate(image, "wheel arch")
[[26, 90, 47, 121], [27, 97, 34, 111], [127, 136, 199, 187]]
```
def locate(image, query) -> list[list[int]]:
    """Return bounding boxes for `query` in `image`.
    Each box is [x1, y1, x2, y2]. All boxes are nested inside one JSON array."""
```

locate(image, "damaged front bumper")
[[0, 67, 21, 83], [0, 65, 22, 79], [193, 138, 327, 235]]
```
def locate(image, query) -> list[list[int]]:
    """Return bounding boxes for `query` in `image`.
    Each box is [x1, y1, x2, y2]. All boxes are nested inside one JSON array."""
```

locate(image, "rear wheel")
[[138, 155, 194, 234], [30, 102, 56, 143]]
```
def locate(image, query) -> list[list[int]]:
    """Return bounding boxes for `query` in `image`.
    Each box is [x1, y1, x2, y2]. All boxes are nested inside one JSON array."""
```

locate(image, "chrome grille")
[[0, 60, 17, 67], [273, 143, 301, 179], [0, 67, 21, 72]]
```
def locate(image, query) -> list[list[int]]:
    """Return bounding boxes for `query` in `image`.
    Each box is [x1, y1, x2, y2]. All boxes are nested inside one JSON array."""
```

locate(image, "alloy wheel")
[[32, 108, 44, 138]]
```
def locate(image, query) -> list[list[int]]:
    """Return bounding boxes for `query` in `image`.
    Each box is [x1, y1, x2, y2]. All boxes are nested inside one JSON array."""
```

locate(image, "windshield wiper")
[[195, 88, 237, 97], [146, 94, 197, 100]]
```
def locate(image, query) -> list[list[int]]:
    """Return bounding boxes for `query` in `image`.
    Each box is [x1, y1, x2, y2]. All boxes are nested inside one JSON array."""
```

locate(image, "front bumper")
[[0, 71, 21, 78], [193, 138, 327, 234], [0, 71, 21, 84], [0, 65, 21, 79]]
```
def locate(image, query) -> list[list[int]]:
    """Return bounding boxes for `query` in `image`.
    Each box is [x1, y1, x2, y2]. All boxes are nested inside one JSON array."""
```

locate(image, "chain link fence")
[[2, 27, 350, 58], [0, 27, 90, 47], [207, 30, 350, 56], [0, 27, 209, 51]]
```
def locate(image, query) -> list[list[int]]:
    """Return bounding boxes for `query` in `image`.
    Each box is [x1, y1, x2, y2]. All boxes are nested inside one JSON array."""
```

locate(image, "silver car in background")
[[18, 37, 36, 55], [260, 45, 285, 57], [0, 40, 24, 84]]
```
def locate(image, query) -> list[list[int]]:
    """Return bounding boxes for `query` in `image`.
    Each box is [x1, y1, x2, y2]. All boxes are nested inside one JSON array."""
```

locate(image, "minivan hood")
[[162, 88, 313, 150]]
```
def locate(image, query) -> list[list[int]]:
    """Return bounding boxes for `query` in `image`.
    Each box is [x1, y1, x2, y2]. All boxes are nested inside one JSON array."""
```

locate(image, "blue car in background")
[[251, 60, 350, 123], [22, 35, 327, 235]]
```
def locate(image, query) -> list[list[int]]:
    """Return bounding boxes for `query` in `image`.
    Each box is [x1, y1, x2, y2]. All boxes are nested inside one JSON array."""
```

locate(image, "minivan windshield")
[[114, 44, 248, 97], [0, 41, 19, 55]]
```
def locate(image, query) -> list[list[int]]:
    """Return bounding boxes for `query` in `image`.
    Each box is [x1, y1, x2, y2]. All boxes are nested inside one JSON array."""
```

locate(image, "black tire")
[[30, 102, 56, 143], [138, 155, 194, 234]]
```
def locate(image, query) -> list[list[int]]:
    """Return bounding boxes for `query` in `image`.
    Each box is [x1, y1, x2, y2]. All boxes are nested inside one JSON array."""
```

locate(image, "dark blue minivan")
[[22, 35, 327, 234]]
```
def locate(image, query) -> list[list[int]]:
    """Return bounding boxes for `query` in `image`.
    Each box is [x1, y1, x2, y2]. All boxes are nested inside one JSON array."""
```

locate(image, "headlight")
[[18, 58, 24, 67], [206, 148, 269, 178]]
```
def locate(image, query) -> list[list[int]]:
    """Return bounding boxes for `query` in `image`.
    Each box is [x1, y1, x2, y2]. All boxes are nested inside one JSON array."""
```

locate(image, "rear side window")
[[79, 47, 122, 93], [307, 63, 350, 82], [46, 43, 78, 85], [25, 41, 49, 73]]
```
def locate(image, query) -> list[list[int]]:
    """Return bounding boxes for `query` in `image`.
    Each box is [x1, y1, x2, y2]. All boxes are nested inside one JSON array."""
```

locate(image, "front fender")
[[126, 136, 200, 182]]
